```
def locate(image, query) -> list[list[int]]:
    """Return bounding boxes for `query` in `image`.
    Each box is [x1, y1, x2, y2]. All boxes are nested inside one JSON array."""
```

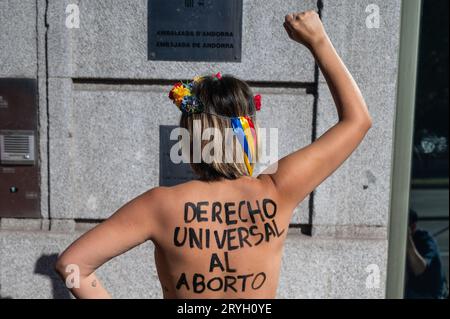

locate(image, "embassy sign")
[[148, 0, 243, 62]]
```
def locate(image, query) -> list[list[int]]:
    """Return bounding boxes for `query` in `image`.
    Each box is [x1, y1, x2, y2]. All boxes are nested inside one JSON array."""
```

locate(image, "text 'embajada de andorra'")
[[157, 30, 234, 37], [156, 42, 234, 49], [156, 30, 235, 49]]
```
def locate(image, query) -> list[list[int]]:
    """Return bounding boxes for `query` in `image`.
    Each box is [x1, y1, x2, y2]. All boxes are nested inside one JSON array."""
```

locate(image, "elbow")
[[54, 257, 65, 277], [55, 255, 71, 278], [354, 102, 373, 132], [363, 104, 373, 130], [363, 116, 373, 131], [356, 114, 373, 133], [342, 115, 373, 133]]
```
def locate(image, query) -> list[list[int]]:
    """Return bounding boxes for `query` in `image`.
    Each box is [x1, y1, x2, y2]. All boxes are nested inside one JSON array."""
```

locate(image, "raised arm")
[[55, 187, 163, 299], [264, 11, 372, 210]]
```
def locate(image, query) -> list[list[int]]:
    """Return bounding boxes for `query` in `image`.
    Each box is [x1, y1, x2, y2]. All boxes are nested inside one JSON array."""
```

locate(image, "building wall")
[[0, 0, 401, 299]]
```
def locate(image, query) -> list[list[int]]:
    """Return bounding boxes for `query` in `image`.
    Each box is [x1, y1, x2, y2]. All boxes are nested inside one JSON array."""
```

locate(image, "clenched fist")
[[283, 10, 327, 50]]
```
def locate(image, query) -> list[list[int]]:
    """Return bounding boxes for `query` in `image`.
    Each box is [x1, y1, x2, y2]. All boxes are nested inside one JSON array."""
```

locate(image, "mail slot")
[[0, 78, 40, 218], [0, 130, 36, 165]]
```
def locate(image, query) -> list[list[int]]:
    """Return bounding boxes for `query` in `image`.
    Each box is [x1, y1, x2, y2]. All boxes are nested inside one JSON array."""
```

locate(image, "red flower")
[[169, 82, 183, 100], [215, 72, 222, 80], [254, 94, 262, 111]]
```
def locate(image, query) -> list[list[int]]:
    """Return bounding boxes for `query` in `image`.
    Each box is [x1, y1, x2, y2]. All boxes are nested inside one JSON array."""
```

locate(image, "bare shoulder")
[[255, 174, 284, 202], [256, 174, 279, 192], [139, 181, 204, 213], [139, 185, 171, 206], [139, 185, 183, 218]]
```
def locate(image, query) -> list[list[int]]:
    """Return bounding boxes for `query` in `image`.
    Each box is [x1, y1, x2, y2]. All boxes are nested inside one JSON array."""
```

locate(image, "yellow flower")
[[193, 76, 203, 83], [171, 85, 191, 107], [172, 85, 190, 98]]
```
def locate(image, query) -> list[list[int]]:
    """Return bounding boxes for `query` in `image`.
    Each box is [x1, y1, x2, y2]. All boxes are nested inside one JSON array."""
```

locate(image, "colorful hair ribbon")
[[231, 116, 256, 176], [244, 115, 257, 148], [239, 117, 256, 161]]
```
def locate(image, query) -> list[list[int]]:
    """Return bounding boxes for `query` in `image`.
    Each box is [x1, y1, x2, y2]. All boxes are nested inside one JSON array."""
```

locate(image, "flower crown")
[[168, 72, 262, 115]]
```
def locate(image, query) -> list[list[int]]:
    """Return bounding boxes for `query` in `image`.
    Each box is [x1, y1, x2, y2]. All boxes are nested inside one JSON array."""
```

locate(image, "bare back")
[[55, 11, 372, 299], [151, 176, 290, 298]]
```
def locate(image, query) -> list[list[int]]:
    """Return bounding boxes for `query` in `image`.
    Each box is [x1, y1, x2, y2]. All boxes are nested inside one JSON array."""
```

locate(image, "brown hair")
[[179, 74, 259, 181]]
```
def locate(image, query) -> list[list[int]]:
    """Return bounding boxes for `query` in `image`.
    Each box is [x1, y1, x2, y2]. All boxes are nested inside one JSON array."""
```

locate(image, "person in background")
[[405, 209, 447, 299]]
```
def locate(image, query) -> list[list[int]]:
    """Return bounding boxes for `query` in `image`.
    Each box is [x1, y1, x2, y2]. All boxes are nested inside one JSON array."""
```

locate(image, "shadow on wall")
[[34, 254, 72, 299], [0, 284, 12, 299]]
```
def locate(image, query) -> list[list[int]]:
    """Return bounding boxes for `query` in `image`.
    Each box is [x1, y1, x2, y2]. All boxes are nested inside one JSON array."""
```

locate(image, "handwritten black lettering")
[[249, 225, 264, 246], [262, 198, 277, 219], [211, 202, 223, 223], [237, 226, 252, 248], [209, 253, 225, 272], [173, 199, 284, 293], [224, 276, 238, 293], [209, 252, 236, 273], [238, 201, 248, 222], [189, 227, 202, 249], [176, 273, 189, 290], [193, 274, 205, 293], [214, 229, 227, 249], [226, 228, 239, 251], [174, 226, 187, 247], [206, 277, 223, 291], [197, 201, 209, 222], [247, 200, 265, 224], [184, 202, 197, 223], [224, 202, 237, 225], [175, 272, 267, 293], [251, 272, 266, 290]]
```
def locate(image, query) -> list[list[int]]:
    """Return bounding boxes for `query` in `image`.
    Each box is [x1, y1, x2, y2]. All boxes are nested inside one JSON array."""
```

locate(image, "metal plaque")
[[148, 0, 243, 62], [0, 78, 40, 218], [159, 125, 198, 187]]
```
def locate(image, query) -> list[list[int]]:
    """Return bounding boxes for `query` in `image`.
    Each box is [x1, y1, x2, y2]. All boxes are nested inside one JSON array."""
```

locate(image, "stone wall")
[[0, 0, 401, 298]]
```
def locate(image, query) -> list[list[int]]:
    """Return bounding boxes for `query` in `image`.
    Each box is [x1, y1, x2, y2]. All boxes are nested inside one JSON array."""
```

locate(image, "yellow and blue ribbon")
[[231, 116, 257, 176]]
